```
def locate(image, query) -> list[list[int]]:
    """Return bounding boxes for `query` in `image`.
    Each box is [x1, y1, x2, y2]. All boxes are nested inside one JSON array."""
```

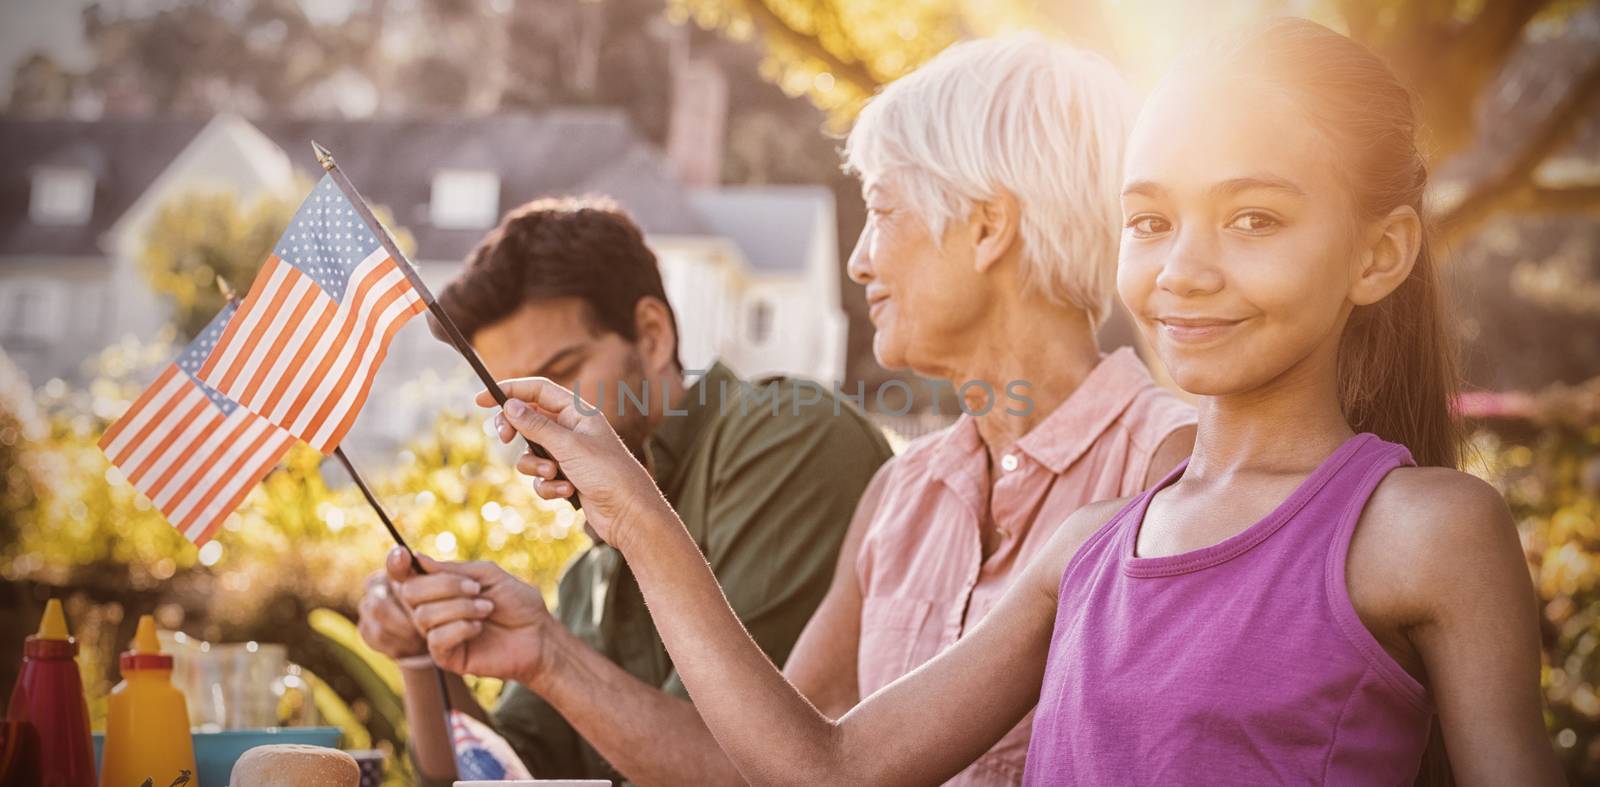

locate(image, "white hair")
[[844, 33, 1132, 326]]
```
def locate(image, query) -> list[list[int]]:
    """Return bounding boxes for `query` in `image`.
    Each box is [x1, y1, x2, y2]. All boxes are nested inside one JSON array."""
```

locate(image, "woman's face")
[[847, 176, 992, 375], [1116, 79, 1363, 398]]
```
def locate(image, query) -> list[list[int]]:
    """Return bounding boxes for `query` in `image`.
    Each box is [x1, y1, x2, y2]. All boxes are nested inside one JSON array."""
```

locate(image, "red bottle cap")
[[120, 614, 174, 671], [120, 651, 175, 671], [23, 635, 77, 660], [24, 600, 77, 659]]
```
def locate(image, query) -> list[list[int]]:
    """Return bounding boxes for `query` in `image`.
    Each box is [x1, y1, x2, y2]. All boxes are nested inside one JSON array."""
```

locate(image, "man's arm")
[[399, 665, 483, 783], [406, 584, 750, 786], [356, 554, 490, 784]]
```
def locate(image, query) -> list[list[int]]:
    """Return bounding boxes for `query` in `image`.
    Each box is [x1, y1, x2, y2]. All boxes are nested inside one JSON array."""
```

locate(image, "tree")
[[669, 0, 1600, 246], [77, 0, 338, 117], [52, 0, 678, 135], [1472, 380, 1600, 782], [0, 349, 43, 542], [6, 54, 78, 117], [137, 189, 297, 339]]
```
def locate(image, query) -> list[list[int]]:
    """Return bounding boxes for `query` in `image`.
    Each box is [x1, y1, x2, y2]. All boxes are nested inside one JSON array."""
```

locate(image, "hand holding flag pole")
[[325, 450, 463, 766], [309, 141, 580, 511]]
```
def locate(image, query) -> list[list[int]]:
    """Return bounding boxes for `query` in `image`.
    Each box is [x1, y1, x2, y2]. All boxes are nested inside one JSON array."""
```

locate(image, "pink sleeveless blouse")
[[1024, 433, 1433, 785]]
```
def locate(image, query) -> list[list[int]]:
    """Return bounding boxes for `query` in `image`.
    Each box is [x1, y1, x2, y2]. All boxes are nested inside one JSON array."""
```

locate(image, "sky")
[[0, 0, 369, 105]]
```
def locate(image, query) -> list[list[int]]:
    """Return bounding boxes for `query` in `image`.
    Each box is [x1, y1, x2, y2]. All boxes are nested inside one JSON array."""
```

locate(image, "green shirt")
[[488, 362, 891, 781]]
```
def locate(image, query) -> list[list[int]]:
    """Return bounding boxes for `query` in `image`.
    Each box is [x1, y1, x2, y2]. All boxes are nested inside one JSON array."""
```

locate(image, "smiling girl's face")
[[1117, 78, 1367, 398]]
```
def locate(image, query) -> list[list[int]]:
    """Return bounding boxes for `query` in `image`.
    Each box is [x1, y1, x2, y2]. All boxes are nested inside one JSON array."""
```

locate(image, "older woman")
[[395, 34, 1194, 786], [823, 34, 1195, 783]]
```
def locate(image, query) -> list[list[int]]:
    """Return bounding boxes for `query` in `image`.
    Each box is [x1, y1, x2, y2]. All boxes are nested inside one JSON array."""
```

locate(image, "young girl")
[[414, 18, 1562, 784]]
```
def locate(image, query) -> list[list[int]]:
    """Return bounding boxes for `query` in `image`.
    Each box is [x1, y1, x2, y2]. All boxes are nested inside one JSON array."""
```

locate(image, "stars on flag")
[[176, 302, 239, 416], [275, 174, 385, 302], [195, 171, 427, 453]]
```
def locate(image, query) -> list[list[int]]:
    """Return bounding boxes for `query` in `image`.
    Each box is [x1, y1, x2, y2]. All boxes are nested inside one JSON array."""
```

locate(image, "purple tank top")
[[1023, 433, 1432, 786]]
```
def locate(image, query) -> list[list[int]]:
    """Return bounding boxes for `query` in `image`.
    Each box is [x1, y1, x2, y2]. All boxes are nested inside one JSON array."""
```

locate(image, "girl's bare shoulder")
[[1351, 466, 1523, 617], [1362, 466, 1512, 545], [1025, 495, 1141, 600]]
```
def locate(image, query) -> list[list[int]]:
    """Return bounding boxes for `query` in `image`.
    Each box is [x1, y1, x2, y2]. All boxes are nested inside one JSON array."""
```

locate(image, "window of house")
[[30, 167, 95, 226], [0, 281, 66, 350], [429, 169, 500, 230]]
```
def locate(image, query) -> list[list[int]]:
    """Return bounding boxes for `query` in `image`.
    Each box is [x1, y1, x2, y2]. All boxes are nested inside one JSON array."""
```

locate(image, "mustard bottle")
[[100, 615, 197, 787]]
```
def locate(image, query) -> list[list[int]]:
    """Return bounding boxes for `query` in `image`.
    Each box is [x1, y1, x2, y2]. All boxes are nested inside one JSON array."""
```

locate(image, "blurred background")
[[0, 0, 1596, 783]]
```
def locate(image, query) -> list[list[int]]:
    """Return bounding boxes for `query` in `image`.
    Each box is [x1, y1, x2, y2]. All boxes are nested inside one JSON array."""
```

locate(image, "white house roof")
[[688, 185, 834, 274], [0, 111, 710, 261], [1, 113, 848, 282]]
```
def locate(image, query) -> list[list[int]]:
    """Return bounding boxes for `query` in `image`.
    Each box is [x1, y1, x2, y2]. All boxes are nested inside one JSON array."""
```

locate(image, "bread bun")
[[230, 744, 359, 787]]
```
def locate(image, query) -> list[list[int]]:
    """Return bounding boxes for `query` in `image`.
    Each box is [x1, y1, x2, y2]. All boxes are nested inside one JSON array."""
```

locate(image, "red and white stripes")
[[198, 248, 426, 452]]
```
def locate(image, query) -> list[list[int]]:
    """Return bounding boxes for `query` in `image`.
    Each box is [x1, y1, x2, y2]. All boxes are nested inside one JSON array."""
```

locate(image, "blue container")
[[95, 727, 341, 786]]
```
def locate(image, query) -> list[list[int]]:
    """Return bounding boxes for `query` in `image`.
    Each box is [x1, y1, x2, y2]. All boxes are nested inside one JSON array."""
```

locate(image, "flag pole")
[[327, 447, 462, 767], [308, 140, 581, 510], [218, 277, 458, 761], [329, 447, 422, 569], [324, 445, 461, 758]]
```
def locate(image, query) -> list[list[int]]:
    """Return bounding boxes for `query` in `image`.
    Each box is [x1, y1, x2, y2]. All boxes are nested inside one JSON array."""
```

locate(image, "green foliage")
[[674, 0, 1573, 145], [309, 608, 408, 739], [0, 336, 587, 765], [138, 190, 298, 340], [0, 351, 44, 542], [297, 665, 371, 750], [138, 185, 416, 340], [1468, 378, 1600, 782], [678, 0, 1600, 247]]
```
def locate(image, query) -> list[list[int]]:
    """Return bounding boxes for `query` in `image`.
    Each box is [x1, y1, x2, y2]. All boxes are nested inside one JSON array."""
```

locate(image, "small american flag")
[[197, 174, 427, 452], [99, 304, 297, 546], [449, 710, 533, 780]]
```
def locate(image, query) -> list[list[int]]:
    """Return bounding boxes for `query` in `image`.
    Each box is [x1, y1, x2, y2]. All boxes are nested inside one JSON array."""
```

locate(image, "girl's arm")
[[1355, 468, 1564, 786], [619, 492, 1078, 786], [455, 377, 1105, 785]]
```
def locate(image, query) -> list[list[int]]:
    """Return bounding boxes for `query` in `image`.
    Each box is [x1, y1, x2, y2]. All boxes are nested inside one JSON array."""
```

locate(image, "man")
[[356, 196, 892, 784]]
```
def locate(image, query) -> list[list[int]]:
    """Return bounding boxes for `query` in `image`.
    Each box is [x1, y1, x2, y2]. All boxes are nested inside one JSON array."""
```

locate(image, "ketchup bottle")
[[6, 598, 96, 787]]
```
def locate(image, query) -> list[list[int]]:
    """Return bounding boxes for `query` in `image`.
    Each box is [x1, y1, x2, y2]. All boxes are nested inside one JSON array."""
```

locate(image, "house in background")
[[0, 111, 848, 455], [685, 186, 845, 385]]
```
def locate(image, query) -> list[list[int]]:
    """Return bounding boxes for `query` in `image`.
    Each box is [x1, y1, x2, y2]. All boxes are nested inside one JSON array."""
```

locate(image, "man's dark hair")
[[433, 196, 681, 368]]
